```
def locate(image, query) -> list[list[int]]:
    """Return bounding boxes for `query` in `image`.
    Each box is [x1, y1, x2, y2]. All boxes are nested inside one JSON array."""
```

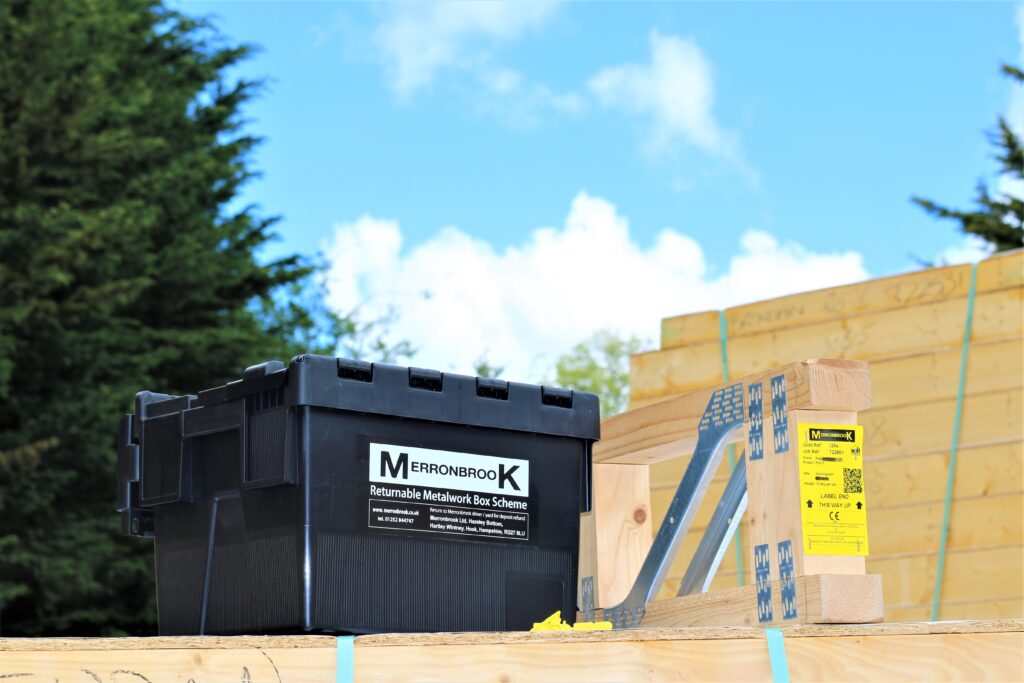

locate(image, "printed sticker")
[[797, 424, 869, 556], [368, 443, 531, 541]]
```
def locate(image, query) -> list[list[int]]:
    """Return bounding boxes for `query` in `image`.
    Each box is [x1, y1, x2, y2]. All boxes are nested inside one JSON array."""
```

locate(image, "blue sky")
[[181, 1, 1022, 379]]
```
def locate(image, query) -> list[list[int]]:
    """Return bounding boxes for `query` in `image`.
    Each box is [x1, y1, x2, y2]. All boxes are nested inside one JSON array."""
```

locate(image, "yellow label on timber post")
[[797, 423, 869, 556]]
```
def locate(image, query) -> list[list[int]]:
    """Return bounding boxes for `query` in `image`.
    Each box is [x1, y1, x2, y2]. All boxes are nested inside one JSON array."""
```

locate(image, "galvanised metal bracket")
[[602, 383, 746, 628], [677, 453, 748, 597]]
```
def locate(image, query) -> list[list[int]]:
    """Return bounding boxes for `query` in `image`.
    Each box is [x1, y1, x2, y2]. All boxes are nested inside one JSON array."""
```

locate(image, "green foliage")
[[550, 330, 647, 416], [472, 356, 505, 379], [913, 64, 1024, 252], [0, 0, 405, 635]]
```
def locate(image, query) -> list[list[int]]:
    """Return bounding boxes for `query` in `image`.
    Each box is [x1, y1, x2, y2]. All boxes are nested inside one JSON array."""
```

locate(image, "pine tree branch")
[[1001, 63, 1024, 83], [995, 118, 1024, 177], [911, 63, 1024, 251]]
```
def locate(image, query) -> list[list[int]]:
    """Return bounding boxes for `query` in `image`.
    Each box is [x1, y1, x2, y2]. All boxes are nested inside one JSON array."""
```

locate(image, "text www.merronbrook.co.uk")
[[368, 498, 529, 540]]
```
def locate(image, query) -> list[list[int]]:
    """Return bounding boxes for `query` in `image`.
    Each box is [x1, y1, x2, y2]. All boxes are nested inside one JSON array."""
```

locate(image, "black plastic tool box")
[[117, 355, 599, 635]]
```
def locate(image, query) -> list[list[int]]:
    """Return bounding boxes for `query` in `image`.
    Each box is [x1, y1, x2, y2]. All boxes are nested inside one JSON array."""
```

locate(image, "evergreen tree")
[[913, 65, 1024, 251], [0, 0, 391, 635]]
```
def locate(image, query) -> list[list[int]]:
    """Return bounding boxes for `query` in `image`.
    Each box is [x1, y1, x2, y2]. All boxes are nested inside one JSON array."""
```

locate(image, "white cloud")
[[372, 10, 740, 162], [936, 235, 996, 266], [475, 65, 586, 126], [375, 1, 558, 97], [323, 193, 867, 381], [480, 65, 524, 95], [589, 31, 737, 159], [371, 1, 580, 126], [998, 4, 1024, 201], [1010, 2, 1024, 135]]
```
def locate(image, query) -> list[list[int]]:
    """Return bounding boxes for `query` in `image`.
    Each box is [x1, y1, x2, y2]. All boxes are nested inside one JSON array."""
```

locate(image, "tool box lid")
[[187, 354, 601, 442]]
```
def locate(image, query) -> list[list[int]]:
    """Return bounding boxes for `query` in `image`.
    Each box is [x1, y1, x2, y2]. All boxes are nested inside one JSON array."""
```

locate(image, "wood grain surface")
[[3, 621, 1022, 683]]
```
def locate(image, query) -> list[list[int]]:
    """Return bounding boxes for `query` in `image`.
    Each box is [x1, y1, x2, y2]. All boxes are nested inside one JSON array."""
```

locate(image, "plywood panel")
[[6, 626, 1023, 683], [363, 626, 1024, 682], [358, 630, 1024, 683], [0, 646, 335, 680]]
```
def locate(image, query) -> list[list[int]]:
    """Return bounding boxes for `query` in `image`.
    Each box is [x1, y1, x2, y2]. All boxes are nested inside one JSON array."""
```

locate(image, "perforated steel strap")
[[677, 452, 748, 596], [603, 384, 745, 628]]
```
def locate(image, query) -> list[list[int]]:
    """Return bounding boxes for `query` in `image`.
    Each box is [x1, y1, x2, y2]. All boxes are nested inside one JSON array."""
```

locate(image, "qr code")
[[843, 467, 863, 494]]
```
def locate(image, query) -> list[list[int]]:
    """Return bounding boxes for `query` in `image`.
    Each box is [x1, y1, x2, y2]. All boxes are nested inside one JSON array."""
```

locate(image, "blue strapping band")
[[765, 628, 792, 683], [719, 311, 745, 587], [337, 635, 355, 683], [931, 262, 979, 621]]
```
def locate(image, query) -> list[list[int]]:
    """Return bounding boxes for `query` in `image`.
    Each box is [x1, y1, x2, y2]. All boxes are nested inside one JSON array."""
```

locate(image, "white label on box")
[[369, 443, 529, 498]]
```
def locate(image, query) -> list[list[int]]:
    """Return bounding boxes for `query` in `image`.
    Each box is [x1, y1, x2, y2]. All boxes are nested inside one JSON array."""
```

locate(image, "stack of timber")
[[3, 621, 1022, 682], [623, 248, 1023, 621]]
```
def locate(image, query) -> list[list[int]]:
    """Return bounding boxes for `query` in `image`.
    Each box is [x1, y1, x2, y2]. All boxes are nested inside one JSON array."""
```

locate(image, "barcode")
[[843, 467, 863, 494]]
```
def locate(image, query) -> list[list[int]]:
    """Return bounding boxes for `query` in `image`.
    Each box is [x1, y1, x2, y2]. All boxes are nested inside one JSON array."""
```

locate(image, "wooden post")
[[578, 463, 653, 610], [593, 463, 652, 607], [745, 404, 866, 583], [744, 377, 868, 625]]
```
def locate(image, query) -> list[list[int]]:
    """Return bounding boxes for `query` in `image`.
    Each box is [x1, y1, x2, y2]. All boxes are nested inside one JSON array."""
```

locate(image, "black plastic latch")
[[117, 413, 156, 537], [409, 367, 443, 391], [243, 360, 285, 381], [338, 358, 373, 382], [476, 377, 509, 400], [541, 386, 573, 409], [124, 508, 155, 537], [132, 391, 174, 441]]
